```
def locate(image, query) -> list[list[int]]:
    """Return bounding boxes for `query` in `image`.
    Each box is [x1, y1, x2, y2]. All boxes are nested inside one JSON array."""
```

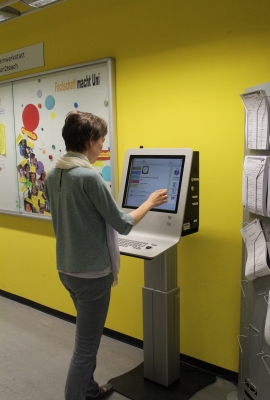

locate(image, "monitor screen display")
[[122, 155, 185, 213]]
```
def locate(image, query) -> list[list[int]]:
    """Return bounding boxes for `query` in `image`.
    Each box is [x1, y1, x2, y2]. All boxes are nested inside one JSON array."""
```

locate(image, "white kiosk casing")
[[116, 148, 199, 386], [117, 148, 194, 259]]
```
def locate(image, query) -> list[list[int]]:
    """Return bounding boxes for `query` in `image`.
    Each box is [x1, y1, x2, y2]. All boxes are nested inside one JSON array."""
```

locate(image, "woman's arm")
[[130, 189, 168, 225], [85, 172, 168, 233]]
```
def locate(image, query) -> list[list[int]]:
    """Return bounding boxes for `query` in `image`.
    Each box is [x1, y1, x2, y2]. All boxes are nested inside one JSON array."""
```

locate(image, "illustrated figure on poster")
[[20, 139, 32, 159], [39, 203, 46, 214], [30, 154, 38, 168], [24, 163, 30, 179], [38, 171, 46, 191], [24, 199, 32, 212], [18, 165, 25, 178], [31, 185, 39, 197], [20, 139, 27, 152], [30, 172, 37, 185]]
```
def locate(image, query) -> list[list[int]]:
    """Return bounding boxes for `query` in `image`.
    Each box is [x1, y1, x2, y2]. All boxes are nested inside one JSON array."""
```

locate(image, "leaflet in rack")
[[240, 89, 270, 150], [240, 219, 270, 281], [242, 155, 269, 216]]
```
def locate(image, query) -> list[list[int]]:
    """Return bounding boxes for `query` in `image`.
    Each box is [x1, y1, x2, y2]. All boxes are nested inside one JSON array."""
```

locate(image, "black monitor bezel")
[[121, 154, 186, 214]]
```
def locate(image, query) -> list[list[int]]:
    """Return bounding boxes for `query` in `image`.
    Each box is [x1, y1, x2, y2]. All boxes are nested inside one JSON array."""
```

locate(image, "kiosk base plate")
[[109, 360, 216, 400]]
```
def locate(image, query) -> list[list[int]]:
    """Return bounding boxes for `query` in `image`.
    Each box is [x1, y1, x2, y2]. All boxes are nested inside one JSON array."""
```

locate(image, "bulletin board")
[[0, 58, 117, 219]]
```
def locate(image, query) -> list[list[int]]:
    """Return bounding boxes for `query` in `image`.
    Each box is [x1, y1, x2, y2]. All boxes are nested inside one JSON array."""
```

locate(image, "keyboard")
[[118, 238, 148, 250]]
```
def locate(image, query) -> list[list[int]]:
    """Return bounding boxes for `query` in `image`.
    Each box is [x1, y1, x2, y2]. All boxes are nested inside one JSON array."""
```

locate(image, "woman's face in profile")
[[89, 137, 105, 163]]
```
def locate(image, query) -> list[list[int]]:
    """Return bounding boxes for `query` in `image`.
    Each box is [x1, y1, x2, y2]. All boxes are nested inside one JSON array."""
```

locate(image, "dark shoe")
[[86, 383, 113, 399]]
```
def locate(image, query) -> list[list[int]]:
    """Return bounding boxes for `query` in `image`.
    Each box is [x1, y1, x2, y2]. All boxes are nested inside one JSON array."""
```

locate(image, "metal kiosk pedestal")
[[143, 245, 180, 386], [109, 242, 217, 398]]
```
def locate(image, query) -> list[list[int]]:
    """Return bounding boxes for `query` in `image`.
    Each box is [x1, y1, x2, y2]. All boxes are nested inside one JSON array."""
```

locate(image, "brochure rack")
[[238, 82, 270, 400]]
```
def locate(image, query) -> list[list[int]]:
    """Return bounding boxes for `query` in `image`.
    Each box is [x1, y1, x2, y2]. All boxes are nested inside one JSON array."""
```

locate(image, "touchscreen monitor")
[[122, 155, 185, 213]]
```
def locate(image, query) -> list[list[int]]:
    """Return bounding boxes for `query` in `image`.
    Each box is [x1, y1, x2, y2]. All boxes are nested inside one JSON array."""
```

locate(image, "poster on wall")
[[0, 82, 19, 213], [9, 60, 115, 217]]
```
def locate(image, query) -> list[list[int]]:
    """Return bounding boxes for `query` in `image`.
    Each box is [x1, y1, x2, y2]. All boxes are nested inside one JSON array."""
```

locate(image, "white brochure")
[[240, 89, 270, 150], [240, 219, 270, 281], [242, 155, 269, 216]]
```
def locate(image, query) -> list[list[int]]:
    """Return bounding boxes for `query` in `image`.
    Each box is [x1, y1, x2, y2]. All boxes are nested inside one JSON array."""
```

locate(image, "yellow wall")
[[1, 0, 270, 373]]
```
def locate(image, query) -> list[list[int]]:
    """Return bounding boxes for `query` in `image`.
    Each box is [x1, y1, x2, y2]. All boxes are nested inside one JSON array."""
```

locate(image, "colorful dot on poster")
[[50, 112, 56, 119], [38, 79, 41, 83], [37, 90, 42, 98], [49, 155, 53, 160], [41, 127, 44, 131], [36, 161, 44, 175], [38, 103, 42, 109], [45, 95, 55, 110], [102, 166, 111, 182], [42, 150, 46, 154], [52, 145, 55, 149], [74, 102, 78, 108], [22, 104, 40, 131]]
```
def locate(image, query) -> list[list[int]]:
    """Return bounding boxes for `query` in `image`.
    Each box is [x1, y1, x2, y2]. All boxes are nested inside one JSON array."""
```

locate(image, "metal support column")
[[142, 245, 180, 386]]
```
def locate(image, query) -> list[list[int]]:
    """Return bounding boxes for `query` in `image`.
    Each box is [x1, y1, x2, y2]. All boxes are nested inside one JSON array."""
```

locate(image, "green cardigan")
[[44, 166, 133, 273]]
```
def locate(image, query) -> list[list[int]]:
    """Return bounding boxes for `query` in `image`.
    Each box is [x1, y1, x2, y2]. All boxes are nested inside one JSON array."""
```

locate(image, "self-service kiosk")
[[117, 148, 199, 387]]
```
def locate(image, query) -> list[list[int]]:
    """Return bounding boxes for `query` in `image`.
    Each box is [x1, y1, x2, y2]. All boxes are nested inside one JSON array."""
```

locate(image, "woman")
[[44, 111, 168, 400]]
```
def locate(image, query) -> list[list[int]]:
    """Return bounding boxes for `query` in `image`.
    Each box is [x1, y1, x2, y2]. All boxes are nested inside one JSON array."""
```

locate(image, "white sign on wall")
[[0, 43, 44, 77]]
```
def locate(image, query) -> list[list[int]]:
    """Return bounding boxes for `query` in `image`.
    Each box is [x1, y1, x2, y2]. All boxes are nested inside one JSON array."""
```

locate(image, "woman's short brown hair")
[[62, 111, 107, 152]]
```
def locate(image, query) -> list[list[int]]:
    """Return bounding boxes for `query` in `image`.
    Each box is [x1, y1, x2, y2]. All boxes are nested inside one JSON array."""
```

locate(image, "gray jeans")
[[59, 272, 113, 400]]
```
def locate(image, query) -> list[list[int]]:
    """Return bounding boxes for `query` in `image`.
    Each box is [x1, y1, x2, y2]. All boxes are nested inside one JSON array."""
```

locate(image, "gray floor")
[[0, 296, 238, 399]]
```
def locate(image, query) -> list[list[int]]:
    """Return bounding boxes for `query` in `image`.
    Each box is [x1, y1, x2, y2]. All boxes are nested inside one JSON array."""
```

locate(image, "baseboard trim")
[[0, 289, 238, 385], [0, 289, 77, 323]]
